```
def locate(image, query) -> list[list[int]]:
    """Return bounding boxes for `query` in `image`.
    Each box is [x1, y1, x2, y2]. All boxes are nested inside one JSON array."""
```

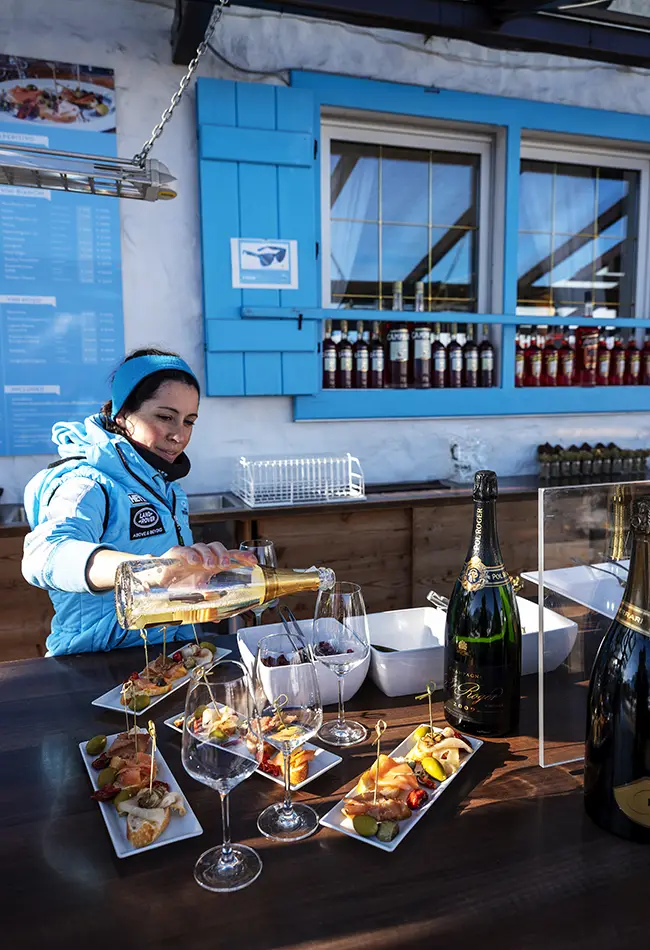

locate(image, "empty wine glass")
[[240, 539, 278, 624], [181, 659, 263, 892], [253, 632, 323, 841], [311, 582, 370, 747]]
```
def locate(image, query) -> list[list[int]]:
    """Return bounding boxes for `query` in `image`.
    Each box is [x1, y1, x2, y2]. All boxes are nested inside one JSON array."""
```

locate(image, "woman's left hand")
[[184, 541, 258, 572]]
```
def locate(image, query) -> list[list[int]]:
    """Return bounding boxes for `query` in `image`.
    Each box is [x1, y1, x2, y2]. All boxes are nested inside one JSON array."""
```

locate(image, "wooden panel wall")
[[0, 535, 53, 660]]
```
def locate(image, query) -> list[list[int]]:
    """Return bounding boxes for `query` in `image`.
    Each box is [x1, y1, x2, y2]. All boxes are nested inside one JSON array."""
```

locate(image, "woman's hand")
[[161, 542, 258, 572]]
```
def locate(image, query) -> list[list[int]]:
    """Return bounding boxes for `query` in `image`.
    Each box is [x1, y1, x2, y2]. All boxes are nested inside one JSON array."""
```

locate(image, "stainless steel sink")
[[188, 492, 242, 513]]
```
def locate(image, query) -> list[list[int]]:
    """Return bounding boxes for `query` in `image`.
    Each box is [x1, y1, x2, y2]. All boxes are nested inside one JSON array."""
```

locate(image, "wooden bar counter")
[[2, 635, 647, 950], [0, 477, 540, 661]]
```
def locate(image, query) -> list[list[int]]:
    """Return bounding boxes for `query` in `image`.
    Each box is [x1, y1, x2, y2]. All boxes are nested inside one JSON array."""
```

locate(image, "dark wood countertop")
[[2, 635, 647, 950]]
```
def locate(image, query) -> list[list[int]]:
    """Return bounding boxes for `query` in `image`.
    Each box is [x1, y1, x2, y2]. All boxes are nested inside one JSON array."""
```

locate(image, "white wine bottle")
[[115, 560, 335, 630], [444, 470, 522, 737], [585, 496, 650, 842]]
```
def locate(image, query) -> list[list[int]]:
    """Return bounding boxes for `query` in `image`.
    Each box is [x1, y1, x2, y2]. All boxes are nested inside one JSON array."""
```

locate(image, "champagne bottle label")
[[459, 555, 509, 593], [445, 671, 505, 722], [615, 601, 650, 637], [613, 778, 650, 828]]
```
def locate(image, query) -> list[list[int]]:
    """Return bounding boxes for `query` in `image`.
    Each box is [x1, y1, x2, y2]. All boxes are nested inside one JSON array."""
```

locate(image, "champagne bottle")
[[115, 561, 335, 630], [584, 496, 650, 842], [444, 470, 522, 737]]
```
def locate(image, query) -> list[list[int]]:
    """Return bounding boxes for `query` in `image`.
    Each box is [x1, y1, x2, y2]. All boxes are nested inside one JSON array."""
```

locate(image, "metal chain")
[[133, 0, 228, 166]]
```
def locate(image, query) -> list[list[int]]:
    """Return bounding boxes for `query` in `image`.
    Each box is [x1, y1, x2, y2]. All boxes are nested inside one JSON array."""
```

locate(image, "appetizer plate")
[[91, 646, 231, 715], [79, 730, 202, 859], [319, 724, 482, 852], [0, 78, 116, 130], [163, 711, 342, 792]]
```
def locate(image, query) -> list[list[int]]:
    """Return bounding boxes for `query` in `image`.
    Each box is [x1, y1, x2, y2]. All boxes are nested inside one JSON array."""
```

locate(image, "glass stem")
[[281, 747, 295, 816], [218, 792, 236, 867], [337, 674, 346, 728]]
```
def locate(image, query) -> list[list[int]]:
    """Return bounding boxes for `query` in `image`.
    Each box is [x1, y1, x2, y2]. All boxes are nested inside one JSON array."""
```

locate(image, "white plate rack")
[[231, 453, 366, 508]]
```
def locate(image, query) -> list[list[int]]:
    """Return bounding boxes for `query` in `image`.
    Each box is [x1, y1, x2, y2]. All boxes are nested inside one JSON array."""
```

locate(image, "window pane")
[[330, 138, 481, 311], [381, 146, 428, 225], [517, 158, 640, 316]]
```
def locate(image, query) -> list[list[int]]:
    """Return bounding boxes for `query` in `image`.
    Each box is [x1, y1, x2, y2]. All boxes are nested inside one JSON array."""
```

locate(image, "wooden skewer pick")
[[272, 693, 289, 731], [147, 720, 157, 793], [140, 629, 149, 674], [162, 625, 167, 664], [371, 719, 387, 805], [121, 681, 130, 734], [415, 681, 437, 737], [191, 623, 200, 648]]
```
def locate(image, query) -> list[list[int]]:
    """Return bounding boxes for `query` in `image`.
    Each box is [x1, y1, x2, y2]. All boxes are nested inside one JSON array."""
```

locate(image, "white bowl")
[[237, 619, 370, 707], [368, 597, 578, 698]]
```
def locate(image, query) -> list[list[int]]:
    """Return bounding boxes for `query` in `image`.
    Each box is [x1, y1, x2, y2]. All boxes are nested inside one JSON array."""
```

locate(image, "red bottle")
[[462, 324, 479, 388], [515, 328, 525, 388], [609, 332, 626, 386], [447, 322, 463, 388], [322, 319, 337, 389], [625, 335, 641, 385], [525, 327, 543, 387], [575, 292, 598, 386], [431, 322, 447, 388], [642, 330, 650, 386], [557, 329, 575, 387], [542, 329, 558, 387], [369, 321, 385, 389], [478, 323, 495, 388], [596, 330, 611, 386], [352, 320, 369, 389], [337, 319, 353, 389]]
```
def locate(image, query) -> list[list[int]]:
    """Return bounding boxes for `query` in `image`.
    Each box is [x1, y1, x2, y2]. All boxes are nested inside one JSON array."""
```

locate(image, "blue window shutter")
[[196, 79, 320, 397]]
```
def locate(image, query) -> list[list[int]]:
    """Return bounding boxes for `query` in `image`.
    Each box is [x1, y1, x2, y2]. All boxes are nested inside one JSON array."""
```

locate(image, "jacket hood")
[[51, 414, 163, 488]]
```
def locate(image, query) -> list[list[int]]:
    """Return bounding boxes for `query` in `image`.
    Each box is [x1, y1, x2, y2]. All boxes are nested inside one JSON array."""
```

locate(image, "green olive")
[[184, 657, 196, 670], [209, 727, 228, 742], [413, 726, 430, 742], [85, 735, 107, 756], [199, 641, 217, 654], [422, 756, 446, 782], [376, 820, 399, 842], [97, 766, 118, 788], [113, 788, 136, 812], [352, 815, 379, 837], [128, 693, 150, 712]]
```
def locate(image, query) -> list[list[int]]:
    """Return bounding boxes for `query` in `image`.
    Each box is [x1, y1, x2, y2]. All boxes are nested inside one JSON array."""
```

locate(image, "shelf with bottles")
[[322, 281, 497, 392], [537, 443, 650, 482]]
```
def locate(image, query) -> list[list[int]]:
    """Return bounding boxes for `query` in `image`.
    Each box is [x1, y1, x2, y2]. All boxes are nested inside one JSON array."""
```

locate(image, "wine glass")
[[240, 539, 278, 624], [181, 659, 263, 892], [311, 582, 370, 747], [252, 632, 323, 841]]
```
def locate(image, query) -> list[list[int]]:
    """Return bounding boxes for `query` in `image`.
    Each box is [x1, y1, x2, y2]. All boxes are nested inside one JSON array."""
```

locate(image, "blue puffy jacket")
[[22, 413, 194, 655]]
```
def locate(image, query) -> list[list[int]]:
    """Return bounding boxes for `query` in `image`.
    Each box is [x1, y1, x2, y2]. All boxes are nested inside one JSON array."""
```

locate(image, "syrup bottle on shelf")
[[642, 329, 650, 386], [447, 322, 463, 389], [386, 281, 409, 389], [558, 327, 576, 387], [478, 323, 495, 388], [353, 320, 369, 389], [432, 322, 447, 389], [609, 331, 626, 386], [596, 328, 612, 386], [462, 324, 479, 388], [625, 333, 641, 386], [525, 327, 542, 387], [576, 292, 598, 386], [411, 281, 431, 389], [322, 318, 337, 389], [515, 327, 525, 388], [542, 328, 558, 387], [369, 320, 385, 389], [337, 319, 353, 389]]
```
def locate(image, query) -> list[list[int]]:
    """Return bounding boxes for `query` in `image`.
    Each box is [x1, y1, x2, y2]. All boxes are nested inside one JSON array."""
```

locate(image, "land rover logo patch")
[[129, 504, 164, 540]]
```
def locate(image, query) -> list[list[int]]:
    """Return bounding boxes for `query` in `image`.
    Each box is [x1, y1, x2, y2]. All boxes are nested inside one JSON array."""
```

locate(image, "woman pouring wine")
[[21, 348, 255, 656]]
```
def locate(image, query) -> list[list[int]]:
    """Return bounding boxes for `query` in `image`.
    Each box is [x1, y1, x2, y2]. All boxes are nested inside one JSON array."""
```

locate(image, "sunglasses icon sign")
[[242, 245, 287, 267]]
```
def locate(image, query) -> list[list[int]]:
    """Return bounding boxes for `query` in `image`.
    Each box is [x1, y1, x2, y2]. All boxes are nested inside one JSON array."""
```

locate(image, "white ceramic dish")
[[163, 710, 342, 791], [368, 598, 579, 698], [319, 724, 482, 852], [522, 561, 628, 621], [237, 620, 369, 707], [79, 729, 202, 858], [91, 645, 231, 715]]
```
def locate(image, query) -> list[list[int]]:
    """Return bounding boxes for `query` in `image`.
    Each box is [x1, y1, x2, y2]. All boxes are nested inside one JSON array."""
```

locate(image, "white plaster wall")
[[1, 0, 650, 502]]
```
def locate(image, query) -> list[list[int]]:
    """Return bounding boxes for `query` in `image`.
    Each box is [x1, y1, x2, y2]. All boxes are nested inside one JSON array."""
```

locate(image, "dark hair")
[[101, 347, 200, 435]]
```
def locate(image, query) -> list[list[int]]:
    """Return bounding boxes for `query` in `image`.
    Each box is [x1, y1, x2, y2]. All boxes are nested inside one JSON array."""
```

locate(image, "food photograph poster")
[[0, 54, 124, 457]]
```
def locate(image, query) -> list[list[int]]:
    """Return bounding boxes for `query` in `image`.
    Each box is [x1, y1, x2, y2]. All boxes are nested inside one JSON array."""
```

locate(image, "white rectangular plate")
[[319, 724, 482, 852], [91, 646, 232, 715], [79, 730, 203, 859], [163, 711, 342, 791]]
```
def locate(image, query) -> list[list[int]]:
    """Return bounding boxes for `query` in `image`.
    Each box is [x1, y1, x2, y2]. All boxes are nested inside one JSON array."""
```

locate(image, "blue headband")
[[111, 355, 199, 418]]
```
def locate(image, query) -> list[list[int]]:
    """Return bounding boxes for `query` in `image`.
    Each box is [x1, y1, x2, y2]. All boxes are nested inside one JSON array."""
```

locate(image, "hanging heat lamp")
[[0, 1, 226, 202]]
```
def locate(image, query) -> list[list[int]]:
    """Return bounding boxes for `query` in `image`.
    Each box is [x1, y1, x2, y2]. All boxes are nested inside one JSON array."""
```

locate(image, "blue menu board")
[[0, 63, 124, 455]]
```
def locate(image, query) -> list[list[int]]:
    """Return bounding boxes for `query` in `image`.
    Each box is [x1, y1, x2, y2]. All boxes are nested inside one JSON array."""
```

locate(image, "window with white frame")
[[517, 142, 649, 320], [321, 118, 494, 313]]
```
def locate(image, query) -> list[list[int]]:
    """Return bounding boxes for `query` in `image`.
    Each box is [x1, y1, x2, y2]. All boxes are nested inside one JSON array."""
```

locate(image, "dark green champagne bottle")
[[444, 470, 522, 737], [584, 496, 650, 842]]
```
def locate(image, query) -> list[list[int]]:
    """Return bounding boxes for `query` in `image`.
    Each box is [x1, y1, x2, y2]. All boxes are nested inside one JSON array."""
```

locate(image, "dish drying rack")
[[232, 454, 365, 508]]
